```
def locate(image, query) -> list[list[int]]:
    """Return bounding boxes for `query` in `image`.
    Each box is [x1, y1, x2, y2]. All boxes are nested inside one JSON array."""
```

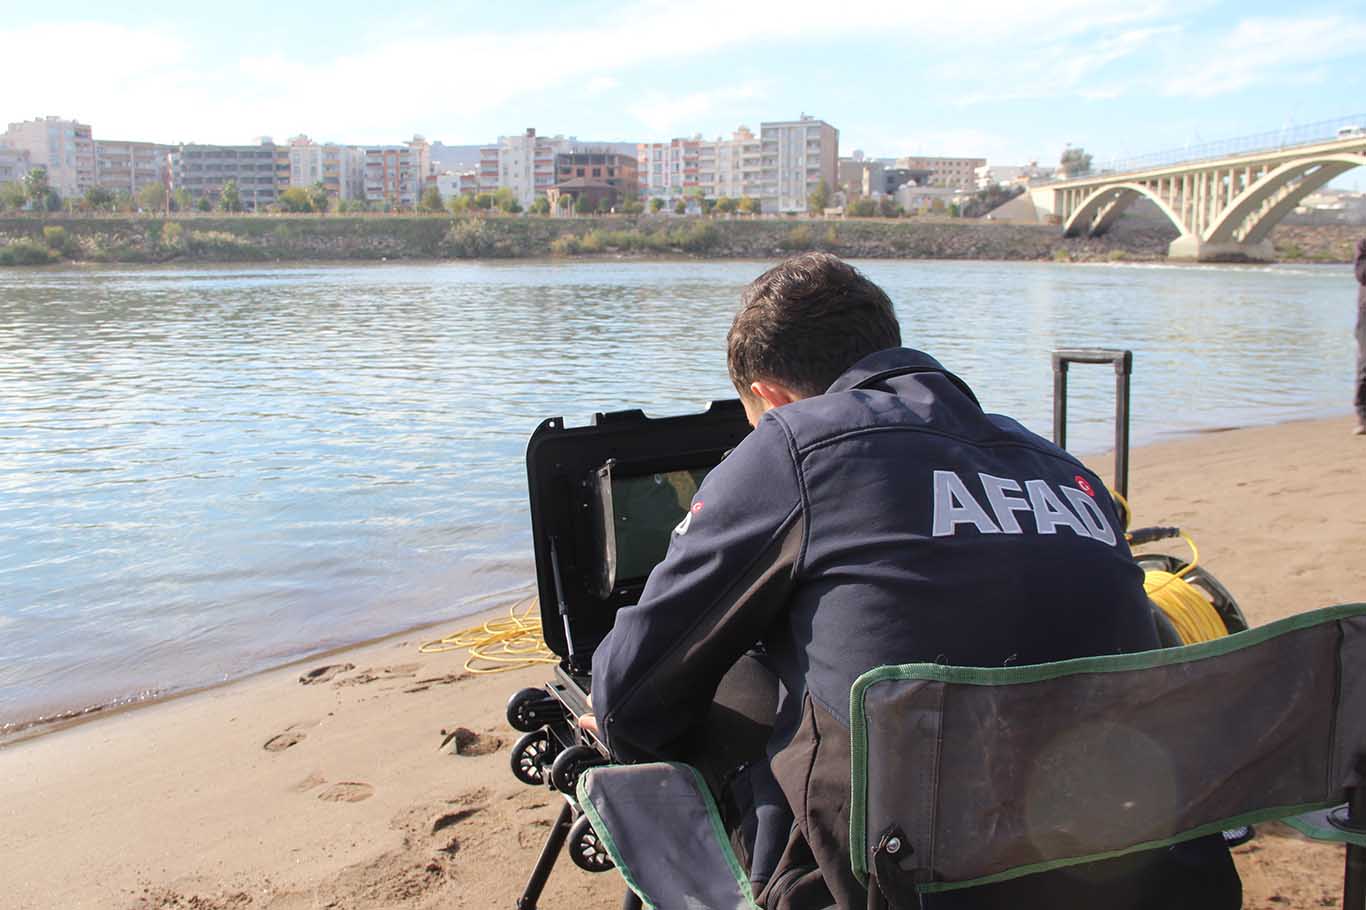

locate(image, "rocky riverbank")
[[0, 213, 1355, 265]]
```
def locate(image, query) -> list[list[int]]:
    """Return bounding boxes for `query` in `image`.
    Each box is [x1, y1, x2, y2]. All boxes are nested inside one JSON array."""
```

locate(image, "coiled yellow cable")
[[1113, 488, 1231, 645], [419, 599, 558, 674]]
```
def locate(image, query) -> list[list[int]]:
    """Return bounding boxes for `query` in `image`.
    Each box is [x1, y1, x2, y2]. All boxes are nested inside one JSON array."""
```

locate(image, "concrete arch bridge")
[[1031, 133, 1366, 261]]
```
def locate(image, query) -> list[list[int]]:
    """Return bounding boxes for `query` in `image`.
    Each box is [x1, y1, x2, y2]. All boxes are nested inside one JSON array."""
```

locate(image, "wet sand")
[[2, 415, 1363, 910]]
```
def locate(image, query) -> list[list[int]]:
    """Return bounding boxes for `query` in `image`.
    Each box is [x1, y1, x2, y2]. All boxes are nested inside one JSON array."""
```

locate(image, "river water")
[[0, 258, 1357, 732]]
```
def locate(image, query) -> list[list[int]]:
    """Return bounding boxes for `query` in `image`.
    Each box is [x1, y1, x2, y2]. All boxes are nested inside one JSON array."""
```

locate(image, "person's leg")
[[1355, 302, 1366, 432]]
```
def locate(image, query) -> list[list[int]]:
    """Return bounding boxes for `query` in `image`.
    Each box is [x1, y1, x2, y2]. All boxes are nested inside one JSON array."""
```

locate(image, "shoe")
[[1356, 423, 1366, 436]]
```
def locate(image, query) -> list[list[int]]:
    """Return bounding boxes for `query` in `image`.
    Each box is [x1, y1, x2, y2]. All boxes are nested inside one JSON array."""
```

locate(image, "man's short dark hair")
[[727, 252, 902, 398]]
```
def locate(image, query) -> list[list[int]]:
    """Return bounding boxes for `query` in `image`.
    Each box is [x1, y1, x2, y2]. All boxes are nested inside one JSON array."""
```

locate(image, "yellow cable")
[[419, 599, 558, 674], [1139, 533, 1229, 644]]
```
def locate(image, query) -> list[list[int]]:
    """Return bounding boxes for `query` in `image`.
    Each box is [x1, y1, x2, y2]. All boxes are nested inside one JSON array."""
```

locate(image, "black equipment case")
[[508, 399, 752, 909]]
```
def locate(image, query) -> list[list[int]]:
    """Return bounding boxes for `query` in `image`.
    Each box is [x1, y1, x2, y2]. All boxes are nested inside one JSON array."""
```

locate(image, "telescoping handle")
[[1051, 349, 1133, 501]]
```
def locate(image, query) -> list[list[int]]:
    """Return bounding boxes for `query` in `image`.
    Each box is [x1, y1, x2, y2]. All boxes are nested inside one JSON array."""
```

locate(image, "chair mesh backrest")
[[850, 603, 1366, 893]]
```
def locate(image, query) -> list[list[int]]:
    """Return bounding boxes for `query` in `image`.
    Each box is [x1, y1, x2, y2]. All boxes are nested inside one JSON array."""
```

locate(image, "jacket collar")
[[826, 347, 982, 408]]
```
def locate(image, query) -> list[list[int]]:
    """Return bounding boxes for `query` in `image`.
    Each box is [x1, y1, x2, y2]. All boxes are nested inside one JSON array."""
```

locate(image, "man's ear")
[[749, 380, 801, 411]]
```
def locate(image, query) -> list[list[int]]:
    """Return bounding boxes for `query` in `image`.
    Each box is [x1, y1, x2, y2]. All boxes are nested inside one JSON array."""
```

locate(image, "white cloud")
[[1161, 16, 1366, 98], [585, 76, 620, 95], [626, 83, 770, 137]]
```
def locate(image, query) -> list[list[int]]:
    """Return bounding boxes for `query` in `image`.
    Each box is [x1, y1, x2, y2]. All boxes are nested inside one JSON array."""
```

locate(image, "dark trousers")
[[1356, 302, 1366, 421]]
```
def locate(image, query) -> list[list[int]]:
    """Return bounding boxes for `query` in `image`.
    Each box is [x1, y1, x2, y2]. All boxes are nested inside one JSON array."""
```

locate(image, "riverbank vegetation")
[[0, 213, 1357, 266]]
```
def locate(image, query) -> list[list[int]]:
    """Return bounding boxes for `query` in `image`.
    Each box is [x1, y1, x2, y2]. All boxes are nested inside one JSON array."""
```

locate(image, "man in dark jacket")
[[586, 253, 1241, 909], [1355, 238, 1366, 435]]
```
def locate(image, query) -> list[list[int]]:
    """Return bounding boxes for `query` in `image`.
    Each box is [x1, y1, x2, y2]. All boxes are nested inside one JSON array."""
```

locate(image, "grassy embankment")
[[0, 214, 1356, 266]]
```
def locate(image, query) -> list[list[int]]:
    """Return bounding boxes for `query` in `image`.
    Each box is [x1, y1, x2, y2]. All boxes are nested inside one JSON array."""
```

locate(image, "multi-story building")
[[974, 162, 1054, 191], [761, 116, 838, 213], [478, 129, 574, 208], [1, 116, 96, 197], [897, 156, 986, 191], [548, 149, 639, 210], [637, 137, 702, 200], [363, 137, 431, 209], [94, 140, 172, 197], [171, 141, 290, 210], [0, 146, 31, 186], [433, 170, 478, 201], [697, 127, 762, 200], [289, 136, 365, 201]]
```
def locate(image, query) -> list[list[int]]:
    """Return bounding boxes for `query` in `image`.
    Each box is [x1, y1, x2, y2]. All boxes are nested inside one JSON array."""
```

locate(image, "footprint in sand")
[[438, 727, 504, 756], [299, 663, 355, 685], [334, 664, 421, 687], [318, 781, 375, 803], [292, 771, 327, 792], [264, 731, 306, 752]]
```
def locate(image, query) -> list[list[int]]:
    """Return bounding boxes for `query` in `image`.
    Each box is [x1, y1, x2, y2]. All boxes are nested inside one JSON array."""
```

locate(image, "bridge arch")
[[1062, 182, 1186, 239], [1205, 152, 1366, 245]]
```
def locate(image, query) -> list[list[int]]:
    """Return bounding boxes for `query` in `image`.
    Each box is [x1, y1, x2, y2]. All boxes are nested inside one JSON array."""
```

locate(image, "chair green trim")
[[848, 602, 1366, 887]]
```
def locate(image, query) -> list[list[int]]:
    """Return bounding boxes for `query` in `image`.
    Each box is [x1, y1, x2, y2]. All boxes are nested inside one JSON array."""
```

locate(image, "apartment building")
[[974, 162, 1054, 190], [637, 137, 702, 200], [1, 116, 95, 197], [549, 149, 639, 210], [897, 156, 986, 191], [761, 116, 838, 213], [433, 171, 478, 200], [478, 129, 574, 208], [0, 146, 30, 185], [642, 116, 838, 212], [171, 141, 290, 209], [363, 137, 431, 208], [289, 136, 365, 201], [94, 140, 172, 197]]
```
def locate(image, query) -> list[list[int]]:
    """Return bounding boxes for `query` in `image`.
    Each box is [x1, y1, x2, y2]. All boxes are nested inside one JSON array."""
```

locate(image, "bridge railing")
[[1054, 113, 1366, 182]]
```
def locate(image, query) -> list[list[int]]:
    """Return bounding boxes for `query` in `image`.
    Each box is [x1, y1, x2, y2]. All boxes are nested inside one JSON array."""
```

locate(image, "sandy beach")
[[3, 414, 1364, 910]]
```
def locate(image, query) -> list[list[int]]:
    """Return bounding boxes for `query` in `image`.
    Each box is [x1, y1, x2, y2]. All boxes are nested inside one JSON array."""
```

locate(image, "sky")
[[1, 0, 1364, 180]]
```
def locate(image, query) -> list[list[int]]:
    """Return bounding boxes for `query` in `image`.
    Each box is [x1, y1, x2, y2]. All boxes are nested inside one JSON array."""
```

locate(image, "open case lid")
[[525, 400, 752, 664]]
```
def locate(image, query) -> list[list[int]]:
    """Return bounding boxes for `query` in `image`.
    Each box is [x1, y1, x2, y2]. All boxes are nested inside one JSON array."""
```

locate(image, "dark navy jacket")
[[592, 348, 1233, 909]]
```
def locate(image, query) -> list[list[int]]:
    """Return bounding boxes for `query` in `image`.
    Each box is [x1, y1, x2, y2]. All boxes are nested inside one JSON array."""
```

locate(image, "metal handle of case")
[[1052, 348, 1133, 500]]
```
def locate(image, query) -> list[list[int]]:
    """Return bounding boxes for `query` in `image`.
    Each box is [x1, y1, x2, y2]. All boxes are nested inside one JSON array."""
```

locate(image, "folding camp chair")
[[578, 603, 1366, 910]]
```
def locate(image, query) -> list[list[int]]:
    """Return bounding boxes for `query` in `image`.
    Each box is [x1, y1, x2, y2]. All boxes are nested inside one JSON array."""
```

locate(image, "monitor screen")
[[609, 467, 710, 584]]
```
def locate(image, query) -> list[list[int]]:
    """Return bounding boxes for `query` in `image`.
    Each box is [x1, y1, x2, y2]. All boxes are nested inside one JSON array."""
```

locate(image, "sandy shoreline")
[[3, 414, 1364, 910]]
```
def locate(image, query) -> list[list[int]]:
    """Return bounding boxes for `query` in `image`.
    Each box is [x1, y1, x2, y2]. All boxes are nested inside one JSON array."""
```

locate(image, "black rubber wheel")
[[568, 812, 615, 873], [507, 686, 555, 733], [550, 744, 602, 794], [510, 729, 554, 786]]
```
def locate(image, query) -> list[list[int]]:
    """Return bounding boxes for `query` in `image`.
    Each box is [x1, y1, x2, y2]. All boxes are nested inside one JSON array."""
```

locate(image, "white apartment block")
[[644, 116, 838, 213], [94, 140, 172, 196], [761, 117, 839, 212], [290, 136, 365, 201], [479, 129, 575, 208], [637, 138, 702, 199], [0, 146, 31, 185], [1, 116, 96, 197]]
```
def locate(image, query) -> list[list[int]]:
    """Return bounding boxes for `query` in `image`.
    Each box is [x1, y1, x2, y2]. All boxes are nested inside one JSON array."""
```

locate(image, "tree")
[[714, 196, 737, 215], [112, 189, 135, 213], [492, 187, 518, 213], [558, 194, 575, 216], [419, 186, 445, 213], [0, 181, 27, 212], [621, 198, 644, 215], [848, 198, 877, 217], [472, 193, 495, 211], [196, 195, 213, 212], [808, 178, 830, 214], [673, 199, 686, 215], [218, 179, 243, 212], [84, 186, 115, 210], [596, 196, 613, 214], [23, 168, 51, 213], [278, 187, 314, 213], [648, 197, 664, 213], [172, 188, 192, 213], [449, 194, 472, 215], [307, 182, 330, 214], [878, 196, 901, 218], [961, 184, 1024, 218], [737, 196, 760, 215], [138, 182, 168, 213], [575, 194, 594, 215], [529, 196, 551, 215], [1059, 146, 1093, 178]]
